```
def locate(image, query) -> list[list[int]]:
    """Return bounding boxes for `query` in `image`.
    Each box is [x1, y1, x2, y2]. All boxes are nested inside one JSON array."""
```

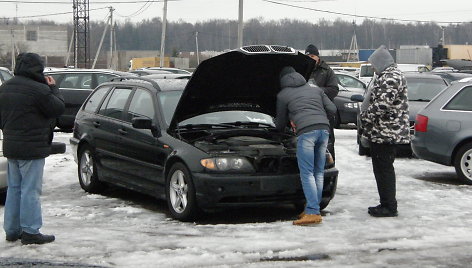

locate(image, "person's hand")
[[45, 75, 56, 86]]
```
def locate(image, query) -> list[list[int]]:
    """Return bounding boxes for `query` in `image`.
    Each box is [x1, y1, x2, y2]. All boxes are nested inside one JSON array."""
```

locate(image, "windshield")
[[407, 78, 448, 101], [158, 91, 275, 127], [360, 65, 374, 77]]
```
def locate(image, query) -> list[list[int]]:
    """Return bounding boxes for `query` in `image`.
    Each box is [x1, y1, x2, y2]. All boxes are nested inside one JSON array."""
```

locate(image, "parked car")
[[331, 72, 366, 128], [425, 71, 472, 84], [0, 67, 13, 86], [0, 129, 66, 204], [139, 67, 192, 75], [143, 73, 191, 80], [0, 130, 7, 203], [44, 68, 131, 131], [353, 72, 449, 156], [412, 80, 472, 184], [129, 69, 173, 76], [358, 63, 430, 85], [70, 45, 339, 221]]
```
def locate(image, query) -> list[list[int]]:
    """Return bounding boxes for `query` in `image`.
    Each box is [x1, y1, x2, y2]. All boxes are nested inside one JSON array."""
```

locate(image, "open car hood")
[[169, 45, 315, 131]]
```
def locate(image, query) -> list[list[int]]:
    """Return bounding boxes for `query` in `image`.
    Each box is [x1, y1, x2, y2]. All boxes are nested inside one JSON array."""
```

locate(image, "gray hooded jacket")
[[275, 66, 336, 136]]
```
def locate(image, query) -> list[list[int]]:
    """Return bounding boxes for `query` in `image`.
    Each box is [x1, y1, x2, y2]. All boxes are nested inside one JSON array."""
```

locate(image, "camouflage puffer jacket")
[[360, 65, 410, 144]]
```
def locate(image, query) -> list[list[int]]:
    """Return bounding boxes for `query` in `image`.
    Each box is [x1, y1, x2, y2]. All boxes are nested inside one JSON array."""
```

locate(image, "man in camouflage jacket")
[[360, 45, 409, 217]]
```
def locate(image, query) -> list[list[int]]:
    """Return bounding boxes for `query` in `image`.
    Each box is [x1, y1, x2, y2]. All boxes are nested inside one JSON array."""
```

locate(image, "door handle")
[[93, 121, 100, 127], [118, 129, 127, 135]]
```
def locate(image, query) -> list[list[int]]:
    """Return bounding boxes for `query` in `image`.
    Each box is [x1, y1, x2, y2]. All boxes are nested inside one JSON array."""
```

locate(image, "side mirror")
[[350, 94, 364, 102], [132, 117, 161, 137]]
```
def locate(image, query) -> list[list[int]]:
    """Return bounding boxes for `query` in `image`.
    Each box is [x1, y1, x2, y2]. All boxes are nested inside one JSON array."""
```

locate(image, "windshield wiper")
[[409, 99, 430, 102], [222, 121, 275, 128], [177, 123, 235, 130]]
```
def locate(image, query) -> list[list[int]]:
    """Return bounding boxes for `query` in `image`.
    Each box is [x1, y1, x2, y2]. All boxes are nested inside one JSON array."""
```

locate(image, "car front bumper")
[[70, 137, 79, 164], [192, 167, 339, 209]]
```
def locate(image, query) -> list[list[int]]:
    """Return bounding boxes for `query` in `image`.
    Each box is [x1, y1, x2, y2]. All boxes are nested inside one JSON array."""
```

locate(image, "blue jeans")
[[296, 130, 330, 215], [4, 159, 45, 236]]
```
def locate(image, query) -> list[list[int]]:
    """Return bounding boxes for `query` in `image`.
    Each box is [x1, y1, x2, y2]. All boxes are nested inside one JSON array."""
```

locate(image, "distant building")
[[0, 24, 68, 58]]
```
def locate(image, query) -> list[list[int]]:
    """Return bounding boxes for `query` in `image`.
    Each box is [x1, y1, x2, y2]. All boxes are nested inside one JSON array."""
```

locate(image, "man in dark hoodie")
[[276, 66, 336, 225], [0, 53, 65, 244], [305, 44, 339, 160], [360, 45, 409, 217]]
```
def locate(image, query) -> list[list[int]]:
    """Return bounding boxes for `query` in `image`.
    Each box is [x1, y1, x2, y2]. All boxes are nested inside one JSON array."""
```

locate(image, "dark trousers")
[[328, 115, 336, 160], [370, 142, 397, 211]]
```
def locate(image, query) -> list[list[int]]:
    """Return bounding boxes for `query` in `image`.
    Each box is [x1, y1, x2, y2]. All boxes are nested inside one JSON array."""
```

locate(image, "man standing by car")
[[360, 45, 409, 217], [0, 53, 65, 244], [305, 44, 339, 159], [276, 66, 336, 225]]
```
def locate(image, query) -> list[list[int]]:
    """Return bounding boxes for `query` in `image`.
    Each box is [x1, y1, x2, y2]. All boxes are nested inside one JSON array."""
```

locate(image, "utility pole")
[[159, 0, 168, 67], [347, 21, 359, 62], [109, 6, 115, 69], [441, 26, 445, 45], [237, 0, 243, 47], [92, 15, 111, 69], [195, 31, 200, 65], [73, 0, 90, 68]]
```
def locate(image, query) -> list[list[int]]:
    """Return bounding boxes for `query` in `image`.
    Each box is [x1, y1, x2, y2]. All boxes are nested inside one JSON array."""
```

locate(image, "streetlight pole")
[[237, 0, 243, 47], [160, 0, 168, 67]]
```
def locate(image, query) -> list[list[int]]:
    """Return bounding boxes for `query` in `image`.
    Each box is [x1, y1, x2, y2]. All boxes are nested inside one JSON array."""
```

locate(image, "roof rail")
[[110, 76, 161, 91]]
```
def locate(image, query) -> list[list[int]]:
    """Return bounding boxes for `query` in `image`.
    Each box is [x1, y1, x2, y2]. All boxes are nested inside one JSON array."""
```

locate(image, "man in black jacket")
[[0, 53, 65, 245], [305, 44, 339, 160]]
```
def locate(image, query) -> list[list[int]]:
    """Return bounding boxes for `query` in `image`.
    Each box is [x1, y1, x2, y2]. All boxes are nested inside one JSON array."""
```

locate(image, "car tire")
[[358, 142, 370, 156], [454, 142, 472, 185], [334, 111, 341, 129], [166, 162, 200, 221], [78, 144, 106, 193], [320, 198, 330, 211]]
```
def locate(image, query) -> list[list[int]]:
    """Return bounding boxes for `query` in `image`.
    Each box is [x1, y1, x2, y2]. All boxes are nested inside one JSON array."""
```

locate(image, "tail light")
[[415, 114, 429, 132]]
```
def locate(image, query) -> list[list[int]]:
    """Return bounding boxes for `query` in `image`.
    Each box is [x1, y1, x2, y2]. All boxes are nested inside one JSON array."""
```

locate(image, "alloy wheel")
[[79, 150, 94, 187], [460, 148, 472, 180], [169, 170, 188, 213]]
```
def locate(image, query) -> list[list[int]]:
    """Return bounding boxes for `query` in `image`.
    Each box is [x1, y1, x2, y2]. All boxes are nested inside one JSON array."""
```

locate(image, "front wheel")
[[78, 144, 106, 193], [454, 142, 472, 184], [166, 163, 200, 221]]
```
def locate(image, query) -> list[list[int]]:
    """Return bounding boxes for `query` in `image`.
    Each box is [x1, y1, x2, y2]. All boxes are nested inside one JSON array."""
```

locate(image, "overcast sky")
[[0, 0, 471, 25]]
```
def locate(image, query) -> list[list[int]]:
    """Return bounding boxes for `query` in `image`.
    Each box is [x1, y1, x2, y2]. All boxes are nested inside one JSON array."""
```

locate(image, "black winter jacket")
[[308, 60, 339, 101], [0, 53, 65, 159]]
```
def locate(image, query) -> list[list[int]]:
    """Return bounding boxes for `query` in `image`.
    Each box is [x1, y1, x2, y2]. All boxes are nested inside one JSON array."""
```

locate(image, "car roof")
[[104, 76, 188, 92], [44, 68, 129, 76]]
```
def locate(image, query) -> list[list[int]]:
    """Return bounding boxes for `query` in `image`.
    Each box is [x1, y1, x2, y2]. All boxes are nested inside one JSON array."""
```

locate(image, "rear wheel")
[[78, 144, 106, 193], [454, 142, 472, 185], [334, 111, 341, 129], [166, 163, 200, 221]]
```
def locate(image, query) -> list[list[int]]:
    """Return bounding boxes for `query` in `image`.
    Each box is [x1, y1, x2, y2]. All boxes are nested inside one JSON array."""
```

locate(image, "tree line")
[[2, 17, 472, 55]]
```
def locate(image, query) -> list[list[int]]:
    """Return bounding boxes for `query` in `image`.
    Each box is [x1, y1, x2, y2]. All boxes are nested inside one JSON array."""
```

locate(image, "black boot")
[[5, 232, 22, 242], [368, 205, 398, 217], [21, 232, 55, 245]]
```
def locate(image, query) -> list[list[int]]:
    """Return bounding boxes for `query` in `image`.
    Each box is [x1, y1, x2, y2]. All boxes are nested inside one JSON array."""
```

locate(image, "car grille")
[[270, 45, 295, 53], [253, 156, 298, 174], [240, 45, 296, 54], [241, 45, 271, 53]]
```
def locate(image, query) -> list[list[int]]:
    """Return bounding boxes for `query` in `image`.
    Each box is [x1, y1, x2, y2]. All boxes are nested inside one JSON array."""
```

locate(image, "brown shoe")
[[298, 211, 305, 219], [293, 214, 322, 225]]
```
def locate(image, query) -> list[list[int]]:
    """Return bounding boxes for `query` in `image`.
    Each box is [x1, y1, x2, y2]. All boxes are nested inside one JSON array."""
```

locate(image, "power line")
[[261, 0, 472, 24], [0, 0, 182, 3], [1, 7, 108, 19]]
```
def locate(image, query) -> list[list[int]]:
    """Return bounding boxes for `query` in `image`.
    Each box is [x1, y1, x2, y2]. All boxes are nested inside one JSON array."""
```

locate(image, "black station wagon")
[[70, 45, 339, 221]]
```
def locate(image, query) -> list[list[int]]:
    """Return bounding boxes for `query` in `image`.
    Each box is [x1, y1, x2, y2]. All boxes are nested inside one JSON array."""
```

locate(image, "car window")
[[59, 73, 93, 89], [444, 86, 472, 111], [158, 91, 182, 124], [97, 73, 116, 85], [337, 74, 365, 89], [125, 88, 155, 122], [98, 87, 132, 120], [0, 70, 13, 81], [407, 78, 448, 101], [83, 86, 111, 113]]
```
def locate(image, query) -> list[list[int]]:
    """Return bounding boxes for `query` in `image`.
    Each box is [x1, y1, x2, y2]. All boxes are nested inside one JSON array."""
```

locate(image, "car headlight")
[[200, 157, 255, 172], [343, 102, 358, 109]]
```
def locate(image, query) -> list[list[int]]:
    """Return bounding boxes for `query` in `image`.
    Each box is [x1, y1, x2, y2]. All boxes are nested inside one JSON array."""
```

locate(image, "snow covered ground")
[[1, 129, 472, 268]]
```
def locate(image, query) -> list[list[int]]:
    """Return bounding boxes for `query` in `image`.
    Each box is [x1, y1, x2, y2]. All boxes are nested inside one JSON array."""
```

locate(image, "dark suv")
[[44, 68, 131, 131], [70, 45, 339, 221]]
